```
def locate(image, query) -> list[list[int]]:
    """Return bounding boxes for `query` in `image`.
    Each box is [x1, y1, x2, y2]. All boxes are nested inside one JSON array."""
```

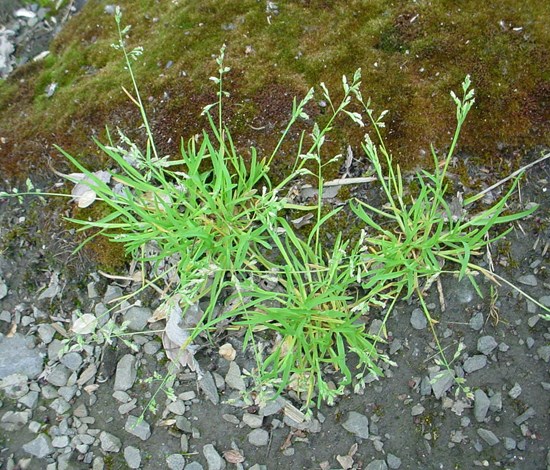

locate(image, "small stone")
[[527, 315, 540, 328], [225, 361, 246, 391], [419, 376, 432, 396], [503, 437, 516, 450], [18, 391, 39, 409], [1, 410, 30, 432], [166, 453, 186, 470], [477, 428, 500, 446], [47, 364, 71, 387], [125, 415, 152, 440], [387, 453, 402, 469], [342, 411, 369, 439], [50, 397, 71, 415], [99, 431, 122, 452], [58, 385, 77, 402], [185, 463, 204, 470], [22, 434, 54, 458], [488, 392, 502, 412], [410, 308, 427, 330], [411, 404, 425, 416], [203, 444, 225, 470], [144, 341, 161, 355], [463, 355, 487, 374], [61, 352, 83, 371], [248, 428, 269, 446], [474, 389, 491, 422], [123, 306, 151, 331], [243, 412, 263, 428], [365, 460, 388, 470], [429, 369, 455, 399], [469, 312, 484, 331], [526, 337, 535, 349], [537, 345, 550, 363], [539, 296, 550, 308], [179, 391, 196, 401], [52, 435, 70, 448], [198, 371, 219, 405], [517, 274, 537, 286], [0, 334, 44, 380], [37, 324, 56, 344], [124, 446, 141, 469], [103, 284, 123, 303], [513, 407, 535, 426], [167, 400, 186, 416], [1, 373, 29, 399], [477, 336, 498, 355], [114, 354, 137, 391], [180, 434, 189, 452], [508, 383, 522, 399], [260, 397, 286, 416]]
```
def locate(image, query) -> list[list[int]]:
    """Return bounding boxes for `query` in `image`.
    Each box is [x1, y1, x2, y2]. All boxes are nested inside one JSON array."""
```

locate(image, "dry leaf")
[[219, 343, 236, 361], [71, 314, 98, 335], [70, 170, 111, 208], [223, 449, 245, 464], [77, 364, 97, 386], [7, 322, 16, 338]]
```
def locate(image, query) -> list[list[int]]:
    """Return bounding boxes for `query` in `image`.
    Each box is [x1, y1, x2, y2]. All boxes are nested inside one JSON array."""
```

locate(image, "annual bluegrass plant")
[[2, 8, 548, 412]]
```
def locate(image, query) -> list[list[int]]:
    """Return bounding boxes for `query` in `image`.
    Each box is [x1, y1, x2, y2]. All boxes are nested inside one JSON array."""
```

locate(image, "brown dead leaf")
[[7, 322, 16, 337], [223, 449, 245, 464], [218, 343, 236, 361]]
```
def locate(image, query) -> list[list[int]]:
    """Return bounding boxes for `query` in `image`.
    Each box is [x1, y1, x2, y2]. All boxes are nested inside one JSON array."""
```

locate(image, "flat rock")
[[47, 364, 71, 387], [202, 443, 225, 470], [0, 373, 29, 399], [517, 274, 537, 286], [477, 336, 497, 355], [342, 411, 369, 439], [477, 428, 499, 446], [185, 463, 204, 470], [60, 352, 83, 371], [225, 361, 246, 391], [125, 415, 152, 440], [537, 345, 550, 363], [514, 407, 535, 426], [114, 354, 137, 391], [508, 383, 522, 399], [365, 460, 388, 470], [243, 412, 263, 428], [124, 446, 142, 469], [123, 306, 151, 331], [1, 410, 30, 431], [463, 355, 487, 374], [387, 454, 402, 469], [0, 333, 44, 379], [198, 371, 219, 405], [248, 428, 269, 446], [429, 369, 455, 399], [22, 434, 54, 458], [469, 312, 484, 331], [166, 453, 186, 470], [99, 431, 122, 452], [410, 308, 427, 330], [474, 389, 490, 422]]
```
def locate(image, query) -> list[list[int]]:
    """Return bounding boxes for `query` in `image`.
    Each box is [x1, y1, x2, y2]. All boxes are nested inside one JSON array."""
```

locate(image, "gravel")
[[477, 336, 498, 355], [463, 355, 487, 374], [477, 428, 500, 446], [342, 411, 370, 439], [508, 383, 522, 399], [166, 453, 186, 470], [474, 389, 491, 422], [248, 428, 270, 446], [114, 354, 137, 391], [22, 434, 54, 458], [202, 443, 225, 470], [99, 431, 122, 452], [410, 308, 427, 330], [124, 446, 142, 469], [125, 415, 152, 441], [0, 333, 44, 379]]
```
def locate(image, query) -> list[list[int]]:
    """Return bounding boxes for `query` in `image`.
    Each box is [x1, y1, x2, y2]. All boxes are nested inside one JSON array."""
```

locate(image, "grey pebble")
[[22, 434, 54, 458], [477, 428, 500, 446], [124, 446, 141, 469], [37, 324, 56, 344], [49, 397, 71, 415], [410, 308, 427, 330], [243, 412, 263, 428], [1, 410, 30, 432], [225, 361, 246, 391], [539, 296, 550, 308], [517, 274, 537, 286], [202, 443, 225, 470], [429, 369, 455, 399], [411, 404, 425, 416], [47, 364, 71, 387], [51, 435, 70, 448], [0, 333, 44, 380], [166, 453, 186, 470], [474, 389, 490, 422], [60, 352, 83, 371], [1, 373, 29, 399], [123, 306, 151, 331], [342, 411, 369, 439], [387, 453, 402, 469], [99, 431, 122, 452], [463, 355, 487, 374], [184, 463, 204, 470], [526, 337, 535, 349], [365, 460, 388, 470], [114, 354, 137, 391], [503, 437, 516, 450], [514, 407, 535, 426], [198, 371, 219, 405], [489, 392, 502, 412], [469, 312, 484, 331], [167, 400, 186, 416], [103, 284, 123, 303], [180, 434, 189, 453], [420, 376, 432, 396], [18, 390, 39, 409], [527, 315, 540, 328], [248, 428, 269, 446], [477, 336, 497, 355], [508, 383, 522, 399], [537, 345, 550, 363], [125, 415, 152, 440]]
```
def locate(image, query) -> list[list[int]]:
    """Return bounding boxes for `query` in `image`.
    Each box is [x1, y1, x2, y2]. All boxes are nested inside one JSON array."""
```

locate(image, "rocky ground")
[[1, 3, 550, 470]]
